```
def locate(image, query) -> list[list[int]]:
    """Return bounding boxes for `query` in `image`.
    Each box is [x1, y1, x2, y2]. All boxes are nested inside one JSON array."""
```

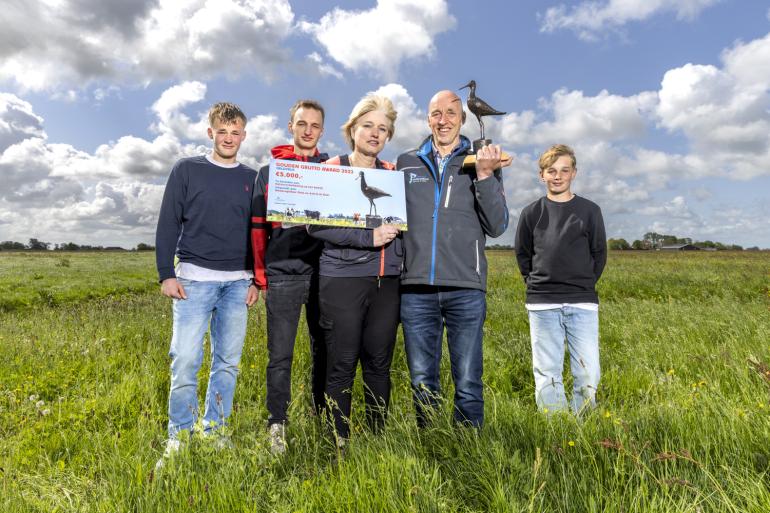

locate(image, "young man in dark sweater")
[[155, 103, 258, 467], [250, 100, 328, 454], [515, 144, 607, 414]]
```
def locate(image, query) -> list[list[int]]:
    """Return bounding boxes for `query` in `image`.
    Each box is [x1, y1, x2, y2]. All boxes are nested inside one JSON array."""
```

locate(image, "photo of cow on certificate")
[[266, 158, 408, 230]]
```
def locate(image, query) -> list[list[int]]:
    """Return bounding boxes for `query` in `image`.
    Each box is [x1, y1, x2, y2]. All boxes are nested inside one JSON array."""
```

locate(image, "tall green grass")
[[1, 250, 769, 512], [0, 252, 157, 311]]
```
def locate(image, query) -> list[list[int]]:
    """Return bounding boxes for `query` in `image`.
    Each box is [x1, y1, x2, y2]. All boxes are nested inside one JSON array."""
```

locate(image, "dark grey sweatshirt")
[[515, 195, 607, 304]]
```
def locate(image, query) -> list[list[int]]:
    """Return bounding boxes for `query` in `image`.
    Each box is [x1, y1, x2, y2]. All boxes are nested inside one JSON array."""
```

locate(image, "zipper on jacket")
[[417, 140, 468, 285], [444, 175, 453, 208], [418, 153, 441, 284], [475, 240, 480, 275]]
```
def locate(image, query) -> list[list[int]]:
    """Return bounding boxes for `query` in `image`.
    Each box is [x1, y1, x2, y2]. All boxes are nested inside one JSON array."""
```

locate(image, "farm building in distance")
[[659, 244, 700, 251]]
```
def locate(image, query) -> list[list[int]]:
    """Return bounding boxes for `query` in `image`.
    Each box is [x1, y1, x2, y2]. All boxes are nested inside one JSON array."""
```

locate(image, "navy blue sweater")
[[155, 156, 258, 282]]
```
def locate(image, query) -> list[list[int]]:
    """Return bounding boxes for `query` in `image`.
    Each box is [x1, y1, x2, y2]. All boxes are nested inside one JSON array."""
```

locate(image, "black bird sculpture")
[[460, 80, 506, 141], [357, 171, 391, 216]]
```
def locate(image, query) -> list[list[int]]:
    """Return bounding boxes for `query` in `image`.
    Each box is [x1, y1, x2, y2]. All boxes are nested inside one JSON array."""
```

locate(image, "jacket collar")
[[329, 154, 395, 170], [416, 135, 470, 159], [270, 144, 328, 162]]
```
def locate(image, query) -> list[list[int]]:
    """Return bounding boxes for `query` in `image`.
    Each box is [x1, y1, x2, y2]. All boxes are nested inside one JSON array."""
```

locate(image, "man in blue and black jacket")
[[397, 90, 510, 428]]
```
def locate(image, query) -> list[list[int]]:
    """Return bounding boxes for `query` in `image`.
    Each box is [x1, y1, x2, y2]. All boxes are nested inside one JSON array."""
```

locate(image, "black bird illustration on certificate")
[[266, 159, 407, 230]]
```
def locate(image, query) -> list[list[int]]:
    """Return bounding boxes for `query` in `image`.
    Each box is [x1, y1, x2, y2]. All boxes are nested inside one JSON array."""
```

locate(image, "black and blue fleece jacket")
[[397, 135, 508, 291]]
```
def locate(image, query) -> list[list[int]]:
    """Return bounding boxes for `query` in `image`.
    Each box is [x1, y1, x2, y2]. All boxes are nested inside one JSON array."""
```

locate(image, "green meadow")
[[1, 250, 769, 512]]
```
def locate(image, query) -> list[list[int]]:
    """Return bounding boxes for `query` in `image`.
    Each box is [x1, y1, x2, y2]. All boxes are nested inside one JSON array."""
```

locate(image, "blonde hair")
[[539, 144, 576, 171], [208, 102, 247, 127], [342, 94, 397, 150]]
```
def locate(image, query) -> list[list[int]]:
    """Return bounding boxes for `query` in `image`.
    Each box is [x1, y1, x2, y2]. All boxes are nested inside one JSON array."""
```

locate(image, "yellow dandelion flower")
[[667, 369, 675, 375], [568, 440, 575, 447], [604, 411, 612, 418]]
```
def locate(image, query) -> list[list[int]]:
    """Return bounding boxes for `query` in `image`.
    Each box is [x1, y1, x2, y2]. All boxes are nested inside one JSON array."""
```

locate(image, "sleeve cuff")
[[158, 266, 176, 283]]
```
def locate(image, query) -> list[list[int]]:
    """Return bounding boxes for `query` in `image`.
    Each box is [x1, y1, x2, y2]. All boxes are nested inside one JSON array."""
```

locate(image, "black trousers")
[[265, 276, 326, 425], [319, 276, 400, 439]]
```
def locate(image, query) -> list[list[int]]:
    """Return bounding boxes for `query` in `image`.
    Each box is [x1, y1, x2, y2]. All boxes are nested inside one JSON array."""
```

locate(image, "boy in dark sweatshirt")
[[515, 144, 606, 414]]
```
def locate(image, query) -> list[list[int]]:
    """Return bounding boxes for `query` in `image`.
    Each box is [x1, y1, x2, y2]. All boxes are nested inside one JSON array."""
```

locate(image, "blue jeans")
[[528, 307, 600, 414], [401, 286, 486, 427], [167, 278, 250, 438]]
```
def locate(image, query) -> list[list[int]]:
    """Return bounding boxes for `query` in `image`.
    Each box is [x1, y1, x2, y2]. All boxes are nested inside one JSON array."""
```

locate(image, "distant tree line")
[[2, 236, 762, 253], [607, 232, 758, 251], [0, 239, 155, 251]]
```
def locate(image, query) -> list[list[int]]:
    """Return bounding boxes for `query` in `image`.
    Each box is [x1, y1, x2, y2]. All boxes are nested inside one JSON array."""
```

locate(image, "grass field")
[[267, 215, 409, 231], [1, 250, 769, 512]]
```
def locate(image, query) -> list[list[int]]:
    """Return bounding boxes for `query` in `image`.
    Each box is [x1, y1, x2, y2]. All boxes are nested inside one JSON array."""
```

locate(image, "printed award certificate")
[[266, 158, 407, 230]]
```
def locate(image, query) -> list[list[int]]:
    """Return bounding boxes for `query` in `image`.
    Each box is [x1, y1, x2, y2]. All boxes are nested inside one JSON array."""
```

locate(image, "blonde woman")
[[308, 94, 402, 443]]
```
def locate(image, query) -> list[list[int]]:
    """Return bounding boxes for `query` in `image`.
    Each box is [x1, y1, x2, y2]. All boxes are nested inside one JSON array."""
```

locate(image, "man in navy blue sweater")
[[515, 144, 606, 415], [155, 102, 258, 468]]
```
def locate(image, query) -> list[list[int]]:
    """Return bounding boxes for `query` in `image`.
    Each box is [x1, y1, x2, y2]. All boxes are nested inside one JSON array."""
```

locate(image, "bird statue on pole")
[[460, 80, 506, 154], [357, 171, 391, 216]]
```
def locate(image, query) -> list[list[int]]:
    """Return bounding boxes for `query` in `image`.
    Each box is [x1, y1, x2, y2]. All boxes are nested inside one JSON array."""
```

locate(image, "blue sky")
[[1, 0, 769, 248]]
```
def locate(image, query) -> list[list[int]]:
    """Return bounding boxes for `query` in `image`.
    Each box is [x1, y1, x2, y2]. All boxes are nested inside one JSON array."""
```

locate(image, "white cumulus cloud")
[[540, 0, 722, 41], [0, 83, 290, 247], [655, 34, 770, 180], [300, 0, 456, 80], [370, 83, 429, 155], [151, 81, 209, 141], [492, 89, 656, 147], [0, 94, 46, 152], [306, 52, 344, 80], [0, 0, 295, 92]]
